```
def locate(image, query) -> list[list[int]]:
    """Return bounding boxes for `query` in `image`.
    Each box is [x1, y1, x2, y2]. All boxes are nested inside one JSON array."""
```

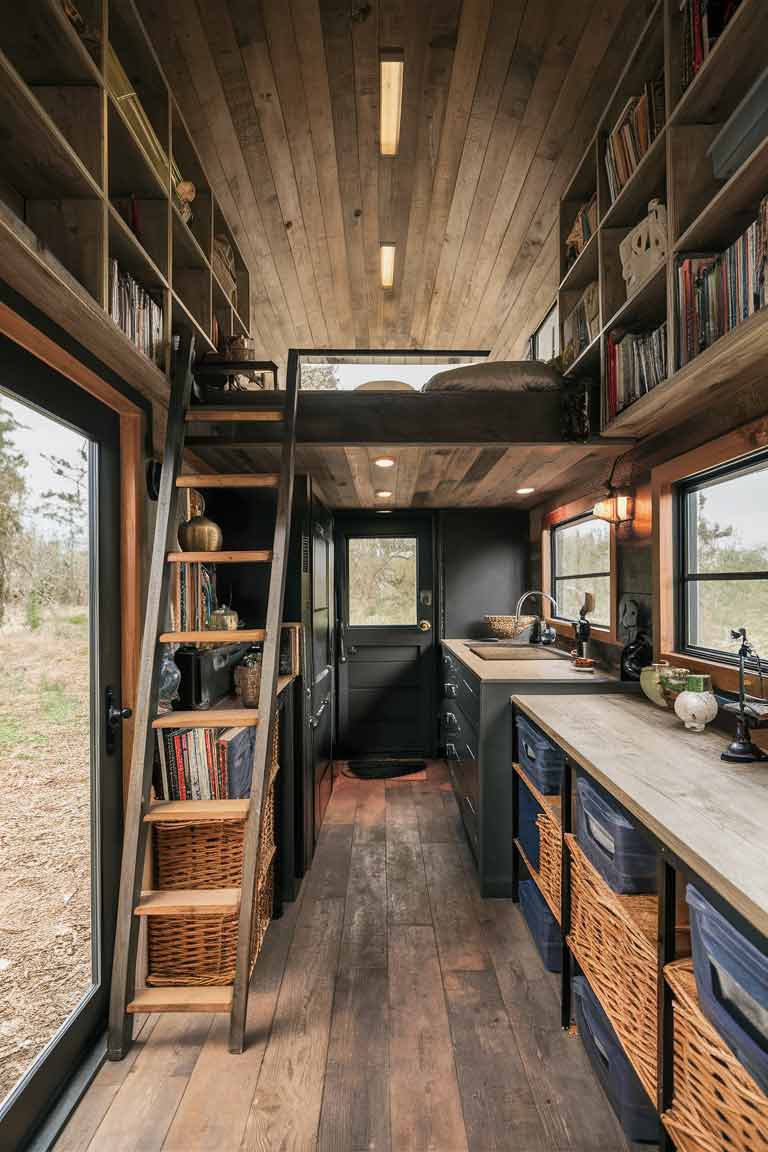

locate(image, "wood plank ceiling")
[[136, 0, 656, 369]]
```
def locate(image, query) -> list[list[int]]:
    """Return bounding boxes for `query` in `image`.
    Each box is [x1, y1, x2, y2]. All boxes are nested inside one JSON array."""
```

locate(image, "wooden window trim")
[[651, 413, 768, 695], [541, 493, 619, 645], [0, 301, 144, 798]]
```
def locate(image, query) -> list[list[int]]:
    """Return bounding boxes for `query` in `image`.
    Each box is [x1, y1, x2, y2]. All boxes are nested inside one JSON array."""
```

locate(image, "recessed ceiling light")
[[516, 487, 535, 495], [380, 244, 395, 289], [376, 509, 393, 514], [380, 53, 404, 156], [375, 456, 396, 468], [375, 490, 393, 498]]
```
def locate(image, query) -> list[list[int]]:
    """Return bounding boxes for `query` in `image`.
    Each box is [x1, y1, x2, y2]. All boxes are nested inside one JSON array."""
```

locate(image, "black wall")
[[438, 509, 529, 639]]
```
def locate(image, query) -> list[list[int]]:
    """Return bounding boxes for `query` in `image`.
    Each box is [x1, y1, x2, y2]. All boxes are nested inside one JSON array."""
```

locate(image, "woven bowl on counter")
[[484, 614, 537, 639]]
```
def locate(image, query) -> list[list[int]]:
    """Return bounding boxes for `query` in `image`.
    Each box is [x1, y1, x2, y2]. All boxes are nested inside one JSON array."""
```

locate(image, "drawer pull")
[[444, 683, 458, 698]]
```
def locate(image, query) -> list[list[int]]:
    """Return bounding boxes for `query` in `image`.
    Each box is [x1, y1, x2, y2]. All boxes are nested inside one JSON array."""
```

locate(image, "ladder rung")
[[176, 474, 279, 488], [135, 888, 240, 916], [158, 629, 266, 644], [153, 707, 259, 728], [127, 986, 234, 1014], [185, 409, 283, 423], [145, 799, 250, 822], [167, 550, 273, 564]]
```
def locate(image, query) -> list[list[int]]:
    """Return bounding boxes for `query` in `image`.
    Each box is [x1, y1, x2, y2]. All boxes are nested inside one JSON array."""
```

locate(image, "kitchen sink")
[[467, 644, 568, 661]]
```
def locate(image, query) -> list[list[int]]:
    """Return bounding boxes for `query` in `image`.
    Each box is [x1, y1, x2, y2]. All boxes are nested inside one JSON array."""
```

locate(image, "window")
[[678, 452, 768, 663], [551, 514, 611, 627], [529, 303, 559, 362], [347, 536, 418, 625]]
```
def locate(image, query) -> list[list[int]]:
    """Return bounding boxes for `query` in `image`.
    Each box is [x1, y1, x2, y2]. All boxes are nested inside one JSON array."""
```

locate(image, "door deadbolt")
[[418, 619, 431, 632]]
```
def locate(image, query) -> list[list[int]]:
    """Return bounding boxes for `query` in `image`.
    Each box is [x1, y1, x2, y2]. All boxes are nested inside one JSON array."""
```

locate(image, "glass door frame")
[[0, 319, 141, 1150]]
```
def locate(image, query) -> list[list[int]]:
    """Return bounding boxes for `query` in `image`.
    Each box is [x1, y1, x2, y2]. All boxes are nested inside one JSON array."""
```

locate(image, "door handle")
[[105, 687, 132, 755], [418, 619, 431, 632]]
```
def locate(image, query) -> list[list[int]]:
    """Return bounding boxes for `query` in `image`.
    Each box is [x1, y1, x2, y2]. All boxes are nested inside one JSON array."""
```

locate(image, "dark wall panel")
[[439, 509, 529, 640]]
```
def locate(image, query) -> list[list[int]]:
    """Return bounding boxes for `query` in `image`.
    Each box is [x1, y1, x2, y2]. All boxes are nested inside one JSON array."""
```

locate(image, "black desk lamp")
[[721, 627, 768, 764]]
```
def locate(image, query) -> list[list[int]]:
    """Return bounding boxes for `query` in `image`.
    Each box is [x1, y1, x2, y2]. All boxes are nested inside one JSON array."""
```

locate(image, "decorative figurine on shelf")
[[234, 645, 263, 707], [721, 627, 768, 763], [209, 603, 239, 632], [674, 674, 719, 732], [640, 660, 672, 707], [158, 646, 181, 709], [178, 492, 223, 552]]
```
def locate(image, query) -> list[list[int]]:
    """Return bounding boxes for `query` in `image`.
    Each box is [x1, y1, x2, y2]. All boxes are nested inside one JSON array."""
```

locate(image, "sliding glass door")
[[0, 338, 123, 1149]]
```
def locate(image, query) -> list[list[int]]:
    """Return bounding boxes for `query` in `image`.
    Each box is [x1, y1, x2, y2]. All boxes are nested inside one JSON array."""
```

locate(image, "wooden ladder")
[[108, 339, 298, 1056]]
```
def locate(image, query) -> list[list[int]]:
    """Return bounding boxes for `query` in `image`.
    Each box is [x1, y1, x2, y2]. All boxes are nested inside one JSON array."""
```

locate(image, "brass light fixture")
[[593, 488, 635, 525], [380, 244, 396, 289], [380, 52, 404, 156]]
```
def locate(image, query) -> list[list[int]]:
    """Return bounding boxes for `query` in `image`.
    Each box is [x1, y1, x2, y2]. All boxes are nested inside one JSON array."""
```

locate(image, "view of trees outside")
[[553, 516, 611, 626], [348, 537, 418, 626], [686, 468, 768, 658], [300, 363, 340, 390], [0, 396, 92, 1105]]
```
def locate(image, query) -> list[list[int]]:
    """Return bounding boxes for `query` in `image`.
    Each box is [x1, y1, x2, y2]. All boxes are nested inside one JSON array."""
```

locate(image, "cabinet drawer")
[[441, 652, 480, 726], [441, 698, 479, 752], [448, 755, 479, 853]]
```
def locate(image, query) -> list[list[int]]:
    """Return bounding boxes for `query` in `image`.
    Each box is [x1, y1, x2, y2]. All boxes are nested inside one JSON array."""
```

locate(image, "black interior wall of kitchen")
[[437, 509, 529, 639]]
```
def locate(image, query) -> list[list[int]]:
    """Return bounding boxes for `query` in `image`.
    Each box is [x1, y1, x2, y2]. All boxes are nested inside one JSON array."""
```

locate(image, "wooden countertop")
[[443, 639, 619, 684], [511, 692, 768, 939]]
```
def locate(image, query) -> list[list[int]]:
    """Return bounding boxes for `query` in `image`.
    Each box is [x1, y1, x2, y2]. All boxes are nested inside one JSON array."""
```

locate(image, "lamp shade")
[[593, 489, 635, 524]]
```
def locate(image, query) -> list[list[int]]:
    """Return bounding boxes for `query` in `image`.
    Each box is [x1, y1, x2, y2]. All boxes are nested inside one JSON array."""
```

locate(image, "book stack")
[[154, 724, 255, 801], [604, 75, 665, 203], [108, 258, 164, 366], [562, 281, 600, 369], [169, 562, 216, 632], [606, 323, 668, 419], [680, 1, 743, 91], [676, 198, 768, 367], [565, 194, 598, 269]]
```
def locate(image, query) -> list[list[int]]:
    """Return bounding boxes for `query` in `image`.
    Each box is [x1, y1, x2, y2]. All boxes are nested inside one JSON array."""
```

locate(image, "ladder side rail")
[[108, 335, 196, 1058], [229, 349, 299, 1052]]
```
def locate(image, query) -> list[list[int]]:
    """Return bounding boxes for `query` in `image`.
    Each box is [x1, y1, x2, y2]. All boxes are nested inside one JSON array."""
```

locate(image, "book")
[[604, 73, 665, 205], [108, 258, 164, 367], [680, 0, 744, 91], [606, 322, 668, 420], [153, 723, 257, 800], [562, 281, 600, 369], [218, 727, 256, 799]]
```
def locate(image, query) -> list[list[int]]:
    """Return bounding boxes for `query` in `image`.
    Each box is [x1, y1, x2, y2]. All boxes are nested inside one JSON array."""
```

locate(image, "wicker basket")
[[536, 809, 562, 919], [662, 960, 768, 1152], [154, 817, 245, 888], [484, 614, 537, 639], [566, 834, 659, 1100]]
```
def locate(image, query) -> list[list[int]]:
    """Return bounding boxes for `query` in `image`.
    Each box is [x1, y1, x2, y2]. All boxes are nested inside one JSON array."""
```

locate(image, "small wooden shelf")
[[559, 230, 599, 295], [674, 130, 768, 253], [172, 201, 211, 272], [158, 629, 267, 644], [107, 93, 168, 200], [166, 550, 273, 563], [107, 204, 168, 293], [603, 261, 667, 335], [172, 291, 216, 356], [176, 473, 280, 489], [185, 408, 284, 423], [135, 888, 241, 916], [2, 5, 102, 86], [513, 763, 562, 823], [563, 333, 600, 380], [145, 799, 250, 823], [127, 986, 234, 1013]]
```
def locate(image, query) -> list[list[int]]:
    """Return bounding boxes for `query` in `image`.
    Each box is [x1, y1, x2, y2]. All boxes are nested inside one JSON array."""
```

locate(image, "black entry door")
[[336, 515, 435, 759], [0, 338, 123, 1150]]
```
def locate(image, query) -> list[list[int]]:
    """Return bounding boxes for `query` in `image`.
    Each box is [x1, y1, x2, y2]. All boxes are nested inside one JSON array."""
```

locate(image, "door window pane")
[[348, 537, 417, 626], [552, 515, 611, 627], [0, 395, 94, 1106]]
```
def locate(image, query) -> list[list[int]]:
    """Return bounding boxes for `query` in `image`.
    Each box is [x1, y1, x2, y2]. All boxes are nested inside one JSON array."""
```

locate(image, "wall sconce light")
[[380, 52, 404, 156], [593, 488, 635, 525]]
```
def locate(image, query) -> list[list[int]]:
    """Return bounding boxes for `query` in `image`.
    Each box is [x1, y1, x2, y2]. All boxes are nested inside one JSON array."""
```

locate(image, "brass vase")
[[178, 494, 223, 552]]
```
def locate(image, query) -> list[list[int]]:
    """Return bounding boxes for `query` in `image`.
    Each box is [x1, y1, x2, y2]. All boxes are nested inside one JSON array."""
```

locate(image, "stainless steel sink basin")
[[467, 644, 568, 661]]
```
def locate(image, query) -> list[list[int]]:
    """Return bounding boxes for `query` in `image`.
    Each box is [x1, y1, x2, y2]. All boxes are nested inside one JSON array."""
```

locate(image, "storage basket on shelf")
[[663, 960, 768, 1152], [575, 774, 657, 894], [514, 761, 562, 920], [519, 879, 562, 973], [566, 833, 659, 1100], [147, 723, 280, 986], [574, 973, 660, 1144], [484, 613, 536, 639], [686, 884, 768, 1097], [516, 713, 566, 794], [518, 779, 543, 871]]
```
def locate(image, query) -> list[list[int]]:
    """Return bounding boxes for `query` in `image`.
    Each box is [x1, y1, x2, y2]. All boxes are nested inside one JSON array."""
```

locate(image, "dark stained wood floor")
[[57, 764, 640, 1151]]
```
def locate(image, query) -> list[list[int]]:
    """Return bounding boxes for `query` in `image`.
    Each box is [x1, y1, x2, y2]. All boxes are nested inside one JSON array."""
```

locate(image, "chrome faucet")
[[515, 590, 559, 644]]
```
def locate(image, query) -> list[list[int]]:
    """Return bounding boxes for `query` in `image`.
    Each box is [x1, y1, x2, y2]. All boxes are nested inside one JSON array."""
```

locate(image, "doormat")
[[344, 759, 426, 780]]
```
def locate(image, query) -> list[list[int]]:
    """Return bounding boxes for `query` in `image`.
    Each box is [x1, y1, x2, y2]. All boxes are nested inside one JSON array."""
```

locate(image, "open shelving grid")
[[557, 0, 768, 439], [0, 0, 251, 391]]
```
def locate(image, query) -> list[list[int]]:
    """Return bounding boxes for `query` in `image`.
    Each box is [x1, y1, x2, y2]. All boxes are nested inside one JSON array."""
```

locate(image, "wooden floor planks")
[[57, 765, 636, 1152]]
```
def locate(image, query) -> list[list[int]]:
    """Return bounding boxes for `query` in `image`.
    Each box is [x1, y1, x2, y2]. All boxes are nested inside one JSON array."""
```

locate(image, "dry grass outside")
[[0, 607, 91, 1107]]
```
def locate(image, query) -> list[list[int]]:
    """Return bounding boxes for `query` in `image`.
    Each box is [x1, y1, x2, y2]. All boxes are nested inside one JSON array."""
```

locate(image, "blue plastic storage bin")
[[574, 975, 660, 1143], [519, 879, 561, 972], [516, 713, 565, 795], [575, 775, 657, 894], [687, 884, 768, 1096], [518, 779, 543, 871]]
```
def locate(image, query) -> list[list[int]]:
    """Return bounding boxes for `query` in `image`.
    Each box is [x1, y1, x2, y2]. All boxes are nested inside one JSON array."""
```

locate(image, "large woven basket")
[[566, 834, 659, 1100], [662, 960, 768, 1152], [536, 808, 562, 919], [484, 614, 537, 639]]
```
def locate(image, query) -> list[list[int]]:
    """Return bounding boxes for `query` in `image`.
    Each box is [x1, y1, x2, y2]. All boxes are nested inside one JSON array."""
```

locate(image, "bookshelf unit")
[[0, 0, 251, 389], [558, 0, 768, 440]]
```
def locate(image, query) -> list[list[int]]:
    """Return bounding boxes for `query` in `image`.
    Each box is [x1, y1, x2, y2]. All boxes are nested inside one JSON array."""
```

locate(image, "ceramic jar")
[[178, 493, 223, 553], [674, 675, 718, 732], [659, 666, 690, 709], [209, 604, 239, 631], [640, 660, 671, 708]]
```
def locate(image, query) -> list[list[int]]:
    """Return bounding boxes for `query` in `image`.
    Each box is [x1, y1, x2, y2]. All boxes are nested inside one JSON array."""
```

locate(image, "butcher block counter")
[[512, 691, 768, 939], [440, 639, 637, 895]]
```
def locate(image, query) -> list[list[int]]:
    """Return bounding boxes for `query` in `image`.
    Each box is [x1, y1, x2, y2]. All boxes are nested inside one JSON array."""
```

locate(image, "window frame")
[[675, 449, 768, 671], [541, 493, 618, 644], [550, 511, 612, 629], [345, 532, 420, 628], [529, 301, 559, 362]]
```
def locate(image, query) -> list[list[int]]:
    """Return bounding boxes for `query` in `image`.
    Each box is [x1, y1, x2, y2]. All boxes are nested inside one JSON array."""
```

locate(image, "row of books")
[[154, 725, 255, 801], [565, 194, 598, 269], [606, 323, 668, 420], [169, 562, 216, 632], [562, 281, 600, 370], [680, 0, 743, 92], [677, 198, 768, 367], [108, 258, 164, 367], [605, 75, 665, 204]]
